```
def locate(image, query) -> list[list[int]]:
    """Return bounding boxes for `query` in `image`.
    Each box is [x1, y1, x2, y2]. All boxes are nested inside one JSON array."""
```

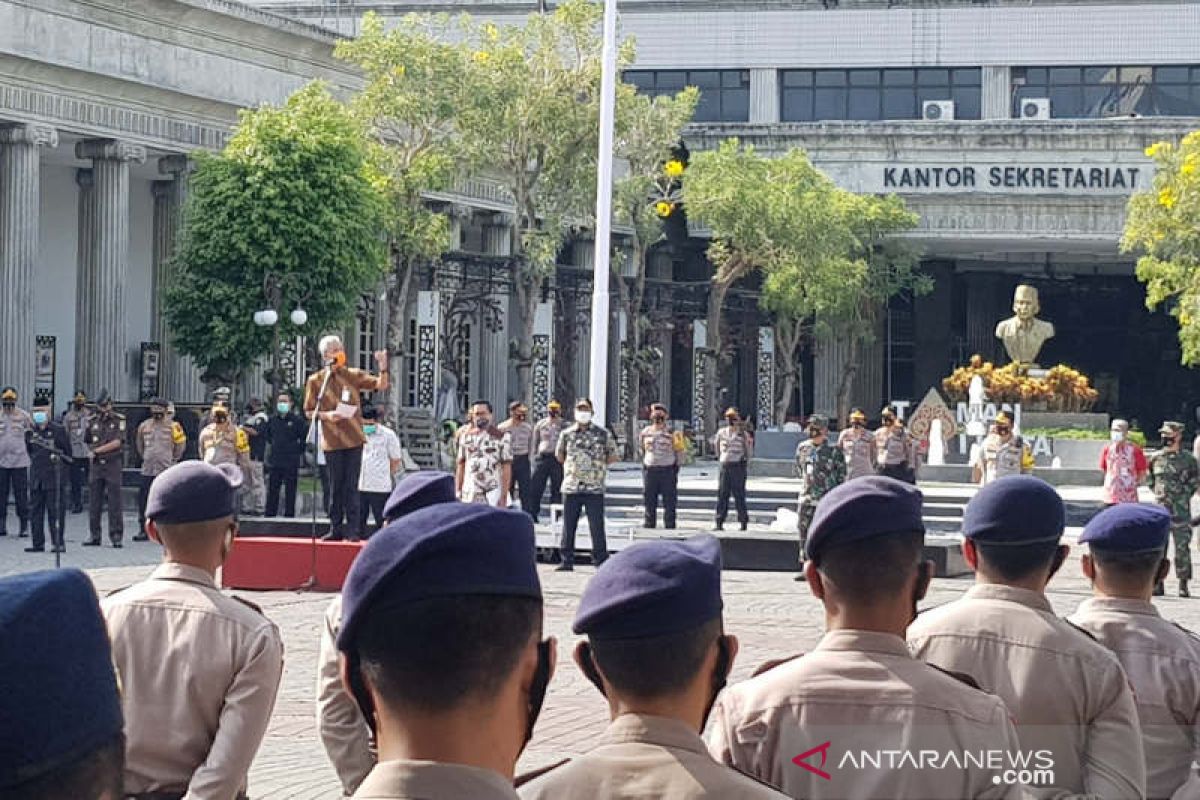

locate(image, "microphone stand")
[[29, 436, 73, 570], [303, 364, 335, 591]]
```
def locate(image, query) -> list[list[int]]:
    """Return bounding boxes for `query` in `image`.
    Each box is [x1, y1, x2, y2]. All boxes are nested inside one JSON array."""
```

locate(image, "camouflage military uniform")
[[794, 437, 847, 562], [1150, 445, 1199, 581]]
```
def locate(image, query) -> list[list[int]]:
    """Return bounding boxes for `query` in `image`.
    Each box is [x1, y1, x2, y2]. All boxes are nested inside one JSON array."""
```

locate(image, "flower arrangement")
[[942, 355, 1099, 412]]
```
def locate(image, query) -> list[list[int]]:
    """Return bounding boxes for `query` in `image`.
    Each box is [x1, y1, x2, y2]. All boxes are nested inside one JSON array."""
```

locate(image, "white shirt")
[[359, 425, 402, 493]]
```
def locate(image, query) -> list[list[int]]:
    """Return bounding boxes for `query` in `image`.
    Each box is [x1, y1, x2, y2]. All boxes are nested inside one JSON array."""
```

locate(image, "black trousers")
[[879, 463, 916, 484], [326, 447, 363, 539], [265, 465, 299, 517], [29, 475, 64, 550], [360, 490, 388, 532], [716, 461, 749, 525], [68, 459, 87, 511], [560, 492, 607, 567], [642, 465, 678, 528], [89, 461, 123, 543], [137, 474, 156, 534], [510, 455, 533, 518], [318, 465, 331, 513], [529, 454, 563, 519], [0, 467, 29, 535]]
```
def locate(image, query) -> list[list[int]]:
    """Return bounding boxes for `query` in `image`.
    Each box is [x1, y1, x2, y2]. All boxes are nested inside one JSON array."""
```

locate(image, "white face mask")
[[575, 411, 593, 424], [1111, 431, 1124, 443]]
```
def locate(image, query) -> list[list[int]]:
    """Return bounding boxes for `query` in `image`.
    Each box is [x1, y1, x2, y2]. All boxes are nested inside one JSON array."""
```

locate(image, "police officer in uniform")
[[1069, 504, 1200, 799], [498, 401, 536, 517], [24, 399, 70, 553], [335, 503, 555, 799], [529, 400, 566, 519], [639, 403, 681, 529], [0, 386, 31, 538], [908, 476, 1145, 798], [102, 461, 284, 800], [61, 389, 92, 513], [709, 477, 1024, 799], [1149, 420, 1199, 597], [520, 535, 788, 800], [971, 411, 1031, 485], [134, 397, 186, 541], [712, 407, 753, 531], [837, 408, 877, 480], [83, 390, 125, 548], [794, 415, 846, 580]]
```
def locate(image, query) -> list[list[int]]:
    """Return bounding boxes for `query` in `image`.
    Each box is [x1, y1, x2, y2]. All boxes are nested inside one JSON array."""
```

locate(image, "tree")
[[455, 0, 634, 404], [335, 13, 469, 421], [1122, 131, 1200, 364], [610, 84, 698, 456], [165, 83, 387, 392]]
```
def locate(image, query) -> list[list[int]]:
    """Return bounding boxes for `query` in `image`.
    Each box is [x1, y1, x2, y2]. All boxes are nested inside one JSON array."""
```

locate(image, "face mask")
[[1110, 431, 1124, 443], [1164, 437, 1177, 447], [277, 402, 290, 415], [652, 414, 666, 423], [32, 411, 47, 425], [996, 427, 1011, 436], [516, 414, 527, 422], [474, 415, 489, 428], [73, 401, 84, 410], [1, 402, 13, 410], [576, 411, 593, 424], [152, 411, 164, 420], [329, 351, 347, 368], [214, 412, 228, 423], [363, 424, 377, 435], [852, 420, 864, 428], [549, 410, 560, 417]]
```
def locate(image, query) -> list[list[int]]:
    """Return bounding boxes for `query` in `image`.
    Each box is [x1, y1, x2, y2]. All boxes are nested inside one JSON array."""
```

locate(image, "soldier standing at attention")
[[837, 408, 876, 480], [639, 403, 682, 529], [83, 390, 125, 548], [499, 401, 536, 518], [709, 478, 1025, 799], [520, 535, 788, 800], [971, 411, 1031, 485], [134, 397, 185, 542], [712, 407, 753, 531], [908, 476, 1145, 798], [61, 389, 91, 513], [1069, 504, 1200, 799], [456, 400, 512, 507], [24, 399, 70, 554], [1149, 420, 1199, 598], [793, 415, 846, 581], [528, 400, 566, 520], [103, 461, 283, 800], [0, 386, 31, 538]]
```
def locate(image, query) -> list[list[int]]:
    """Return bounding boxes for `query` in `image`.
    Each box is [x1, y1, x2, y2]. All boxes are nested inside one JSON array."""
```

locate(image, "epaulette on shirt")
[[231, 595, 265, 615], [513, 758, 571, 787]]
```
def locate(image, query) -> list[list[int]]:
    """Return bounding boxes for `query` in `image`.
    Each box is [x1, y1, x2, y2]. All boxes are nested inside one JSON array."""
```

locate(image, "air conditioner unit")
[[1021, 98, 1051, 120], [922, 100, 956, 121]]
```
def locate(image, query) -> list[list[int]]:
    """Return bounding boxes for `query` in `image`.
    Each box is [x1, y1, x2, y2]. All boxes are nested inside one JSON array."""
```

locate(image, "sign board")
[[34, 335, 55, 408]]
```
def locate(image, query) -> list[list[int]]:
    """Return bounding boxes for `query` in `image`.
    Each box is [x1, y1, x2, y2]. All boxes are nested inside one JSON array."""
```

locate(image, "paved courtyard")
[[2, 497, 1198, 799]]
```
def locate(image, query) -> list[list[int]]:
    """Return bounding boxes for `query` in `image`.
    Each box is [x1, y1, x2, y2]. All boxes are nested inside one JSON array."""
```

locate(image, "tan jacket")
[[351, 760, 520, 799], [908, 584, 1146, 799], [101, 562, 284, 800], [707, 630, 1027, 799], [519, 713, 787, 799], [317, 594, 375, 796], [1069, 597, 1200, 800]]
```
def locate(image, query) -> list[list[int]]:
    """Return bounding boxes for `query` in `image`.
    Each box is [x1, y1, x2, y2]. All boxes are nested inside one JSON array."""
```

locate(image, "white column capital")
[[75, 138, 147, 164], [0, 123, 58, 148]]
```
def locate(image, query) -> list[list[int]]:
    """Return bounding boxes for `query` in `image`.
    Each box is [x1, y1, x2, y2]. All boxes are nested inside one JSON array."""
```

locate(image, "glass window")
[[783, 70, 813, 88], [882, 87, 915, 118], [848, 88, 880, 119], [690, 71, 720, 89], [656, 71, 687, 90], [625, 70, 750, 121], [814, 88, 845, 119], [780, 67, 980, 121], [1049, 67, 1081, 84], [917, 69, 949, 86], [815, 71, 847, 87], [723, 70, 749, 89], [781, 87, 814, 121], [884, 69, 915, 86], [1155, 66, 1190, 83], [951, 68, 981, 85], [850, 69, 881, 86], [1012, 64, 1200, 117]]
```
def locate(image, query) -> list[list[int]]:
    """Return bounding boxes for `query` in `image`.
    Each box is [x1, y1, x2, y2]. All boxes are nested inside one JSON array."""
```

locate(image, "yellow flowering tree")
[[1122, 131, 1200, 363]]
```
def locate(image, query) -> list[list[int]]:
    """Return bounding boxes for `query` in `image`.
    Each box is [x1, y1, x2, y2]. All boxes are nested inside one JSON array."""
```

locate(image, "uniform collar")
[[150, 562, 218, 589], [814, 629, 913, 658], [352, 760, 518, 799], [965, 583, 1053, 613], [1074, 596, 1160, 618], [602, 713, 707, 755]]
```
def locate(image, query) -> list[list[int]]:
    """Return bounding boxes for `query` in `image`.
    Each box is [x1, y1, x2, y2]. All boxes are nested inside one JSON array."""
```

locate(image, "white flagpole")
[[588, 0, 618, 424]]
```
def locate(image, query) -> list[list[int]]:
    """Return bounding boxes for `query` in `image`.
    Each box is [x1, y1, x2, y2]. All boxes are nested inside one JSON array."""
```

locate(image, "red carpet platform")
[[222, 536, 363, 591]]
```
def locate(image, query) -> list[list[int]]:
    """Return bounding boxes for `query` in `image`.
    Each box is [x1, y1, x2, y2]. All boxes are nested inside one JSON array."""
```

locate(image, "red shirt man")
[[1099, 419, 1148, 505]]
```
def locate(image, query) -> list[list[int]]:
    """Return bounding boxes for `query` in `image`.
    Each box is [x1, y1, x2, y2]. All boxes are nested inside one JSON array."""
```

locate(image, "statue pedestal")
[[1022, 411, 1109, 432]]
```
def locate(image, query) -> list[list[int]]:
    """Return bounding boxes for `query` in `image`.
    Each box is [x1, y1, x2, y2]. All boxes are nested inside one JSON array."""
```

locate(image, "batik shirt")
[[457, 427, 512, 502], [795, 440, 846, 504], [557, 424, 618, 495]]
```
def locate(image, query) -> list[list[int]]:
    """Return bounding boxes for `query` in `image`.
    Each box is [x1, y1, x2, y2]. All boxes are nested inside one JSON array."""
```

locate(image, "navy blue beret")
[[1081, 503, 1170, 553], [962, 475, 1064, 545], [338, 503, 541, 652], [573, 535, 723, 640], [382, 470, 456, 522], [806, 476, 925, 564], [0, 569, 122, 789], [146, 460, 244, 524]]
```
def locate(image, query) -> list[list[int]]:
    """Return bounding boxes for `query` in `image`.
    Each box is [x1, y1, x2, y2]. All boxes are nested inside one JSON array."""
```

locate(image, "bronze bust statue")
[[995, 285, 1055, 366]]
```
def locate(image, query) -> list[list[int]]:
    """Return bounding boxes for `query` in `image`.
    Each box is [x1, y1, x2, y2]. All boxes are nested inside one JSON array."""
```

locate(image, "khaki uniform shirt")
[[199, 423, 250, 470], [498, 419, 535, 457], [62, 406, 92, 458], [975, 434, 1029, 484], [640, 426, 680, 467], [712, 426, 753, 464], [837, 428, 877, 479], [908, 584, 1145, 799], [0, 407, 32, 469], [1069, 597, 1200, 800], [351, 760, 520, 800], [304, 366, 382, 452], [102, 562, 284, 800], [707, 630, 1026, 799], [520, 713, 787, 800], [137, 418, 186, 476], [317, 595, 375, 797], [86, 411, 126, 470], [534, 417, 565, 456]]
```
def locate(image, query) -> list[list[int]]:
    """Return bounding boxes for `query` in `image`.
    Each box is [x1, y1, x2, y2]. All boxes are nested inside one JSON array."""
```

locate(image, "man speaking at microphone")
[[304, 335, 390, 542]]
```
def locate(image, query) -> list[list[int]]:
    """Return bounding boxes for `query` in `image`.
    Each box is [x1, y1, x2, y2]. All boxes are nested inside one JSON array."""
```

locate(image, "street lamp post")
[[588, 0, 618, 425]]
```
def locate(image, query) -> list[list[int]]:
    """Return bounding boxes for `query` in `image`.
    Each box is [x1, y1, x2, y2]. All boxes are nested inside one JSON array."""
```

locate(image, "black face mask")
[[475, 416, 489, 428], [549, 410, 560, 418], [73, 401, 84, 410], [214, 413, 229, 423], [652, 415, 666, 423], [1, 402, 12, 410], [152, 412, 164, 420]]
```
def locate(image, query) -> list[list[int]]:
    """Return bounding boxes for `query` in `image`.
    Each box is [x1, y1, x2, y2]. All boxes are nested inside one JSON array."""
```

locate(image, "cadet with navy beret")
[[520, 535, 787, 800], [710, 477, 1025, 799], [1069, 504, 1200, 800], [316, 470, 458, 798], [0, 569, 124, 800], [336, 502, 555, 799], [102, 460, 284, 800], [909, 476, 1145, 798]]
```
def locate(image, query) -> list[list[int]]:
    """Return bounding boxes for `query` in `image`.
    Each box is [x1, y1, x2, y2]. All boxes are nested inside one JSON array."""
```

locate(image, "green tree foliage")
[[1122, 132, 1200, 364], [165, 83, 388, 391]]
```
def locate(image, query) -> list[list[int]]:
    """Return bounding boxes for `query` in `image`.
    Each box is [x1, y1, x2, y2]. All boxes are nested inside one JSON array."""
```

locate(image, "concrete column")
[[153, 155, 203, 402], [75, 139, 146, 399], [480, 215, 512, 405], [0, 123, 57, 404], [750, 68, 780, 124], [982, 66, 1011, 120], [74, 169, 96, 396]]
